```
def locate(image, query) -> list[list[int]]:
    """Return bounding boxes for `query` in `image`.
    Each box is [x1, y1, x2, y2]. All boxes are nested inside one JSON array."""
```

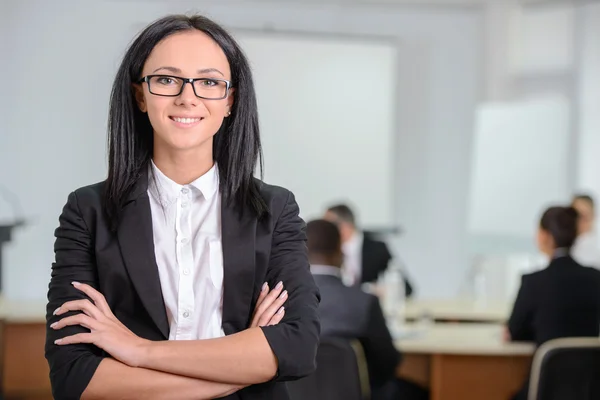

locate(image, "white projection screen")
[[234, 31, 398, 226], [467, 96, 571, 240]]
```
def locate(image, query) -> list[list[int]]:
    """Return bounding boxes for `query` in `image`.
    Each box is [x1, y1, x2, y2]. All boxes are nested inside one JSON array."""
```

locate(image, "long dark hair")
[[104, 14, 268, 230], [540, 206, 579, 249]]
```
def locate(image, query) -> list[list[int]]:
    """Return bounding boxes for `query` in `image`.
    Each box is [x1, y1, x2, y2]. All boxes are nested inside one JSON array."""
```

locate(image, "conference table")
[[403, 298, 512, 323], [395, 322, 534, 400], [0, 297, 531, 400]]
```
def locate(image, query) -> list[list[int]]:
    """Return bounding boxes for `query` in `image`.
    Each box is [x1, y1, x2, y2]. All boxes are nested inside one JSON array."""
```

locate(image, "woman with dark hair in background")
[[506, 206, 600, 400], [45, 14, 320, 400]]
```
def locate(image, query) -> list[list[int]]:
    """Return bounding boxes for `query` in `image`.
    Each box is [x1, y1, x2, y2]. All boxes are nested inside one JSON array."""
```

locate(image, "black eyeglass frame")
[[138, 74, 232, 100]]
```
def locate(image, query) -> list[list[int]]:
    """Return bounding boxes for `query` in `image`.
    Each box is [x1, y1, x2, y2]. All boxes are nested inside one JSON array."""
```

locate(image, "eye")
[[155, 76, 179, 86], [199, 79, 219, 87]]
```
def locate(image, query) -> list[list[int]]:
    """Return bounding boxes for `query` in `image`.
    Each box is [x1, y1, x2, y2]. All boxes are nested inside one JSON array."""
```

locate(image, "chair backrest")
[[287, 337, 363, 400], [349, 339, 371, 400], [529, 337, 600, 400]]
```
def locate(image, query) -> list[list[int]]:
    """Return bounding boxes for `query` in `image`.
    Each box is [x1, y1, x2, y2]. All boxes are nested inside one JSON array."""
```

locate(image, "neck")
[[153, 139, 214, 185]]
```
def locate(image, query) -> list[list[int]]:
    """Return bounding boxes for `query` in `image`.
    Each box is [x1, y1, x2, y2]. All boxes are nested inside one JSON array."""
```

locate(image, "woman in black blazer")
[[507, 206, 600, 400], [45, 14, 320, 400]]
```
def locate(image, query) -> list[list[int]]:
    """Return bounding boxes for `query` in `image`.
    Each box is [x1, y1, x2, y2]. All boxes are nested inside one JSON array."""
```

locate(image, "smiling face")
[[134, 30, 234, 156]]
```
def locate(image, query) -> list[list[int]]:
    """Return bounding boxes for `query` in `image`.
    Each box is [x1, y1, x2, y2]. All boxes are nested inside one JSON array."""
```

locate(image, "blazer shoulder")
[[253, 178, 297, 217], [65, 180, 106, 213], [72, 180, 105, 200], [254, 178, 292, 201]]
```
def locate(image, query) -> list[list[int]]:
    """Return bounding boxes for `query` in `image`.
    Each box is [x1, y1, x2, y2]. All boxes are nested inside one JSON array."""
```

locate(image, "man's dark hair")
[[307, 219, 342, 257], [326, 204, 356, 226]]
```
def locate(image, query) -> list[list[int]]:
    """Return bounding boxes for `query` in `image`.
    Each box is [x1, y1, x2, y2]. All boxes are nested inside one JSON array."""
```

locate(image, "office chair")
[[528, 337, 600, 400], [287, 337, 363, 400]]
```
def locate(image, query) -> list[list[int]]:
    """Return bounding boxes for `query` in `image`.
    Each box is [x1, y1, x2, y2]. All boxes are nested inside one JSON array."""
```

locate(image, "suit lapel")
[[221, 199, 257, 334], [117, 169, 170, 339]]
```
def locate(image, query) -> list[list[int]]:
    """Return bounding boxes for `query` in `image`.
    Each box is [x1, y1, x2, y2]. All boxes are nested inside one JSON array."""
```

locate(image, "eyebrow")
[[151, 66, 225, 77]]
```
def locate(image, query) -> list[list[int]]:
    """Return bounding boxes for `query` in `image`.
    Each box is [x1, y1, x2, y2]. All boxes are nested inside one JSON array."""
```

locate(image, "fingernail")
[[71, 281, 81, 286], [50, 322, 57, 329], [278, 306, 285, 314], [279, 290, 288, 299], [54, 339, 62, 344], [53, 307, 61, 315], [276, 281, 283, 290], [261, 282, 268, 291]]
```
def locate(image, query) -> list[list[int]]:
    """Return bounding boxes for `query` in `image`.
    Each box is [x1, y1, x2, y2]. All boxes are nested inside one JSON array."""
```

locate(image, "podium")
[[0, 220, 25, 292]]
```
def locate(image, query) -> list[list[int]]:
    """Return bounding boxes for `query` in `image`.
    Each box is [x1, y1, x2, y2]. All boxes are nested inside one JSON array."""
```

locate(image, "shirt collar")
[[310, 264, 342, 278], [148, 160, 219, 206], [343, 231, 364, 252]]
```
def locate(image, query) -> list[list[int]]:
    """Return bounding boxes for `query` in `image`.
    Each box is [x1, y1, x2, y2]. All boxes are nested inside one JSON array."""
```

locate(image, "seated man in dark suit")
[[324, 204, 414, 297], [507, 206, 600, 400], [307, 219, 428, 400]]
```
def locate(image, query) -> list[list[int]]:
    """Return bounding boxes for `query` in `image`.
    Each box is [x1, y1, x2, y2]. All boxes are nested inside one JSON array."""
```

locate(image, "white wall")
[[576, 2, 600, 239], [1, 0, 482, 299]]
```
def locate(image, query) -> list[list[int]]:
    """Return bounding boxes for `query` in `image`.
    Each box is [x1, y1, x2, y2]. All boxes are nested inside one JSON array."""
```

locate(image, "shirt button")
[[183, 269, 190, 276], [181, 202, 189, 208], [183, 311, 190, 318], [181, 187, 189, 195], [180, 237, 189, 244]]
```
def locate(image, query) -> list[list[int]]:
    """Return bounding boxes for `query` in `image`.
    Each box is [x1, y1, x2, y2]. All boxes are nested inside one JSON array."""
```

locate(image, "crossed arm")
[[50, 282, 286, 400]]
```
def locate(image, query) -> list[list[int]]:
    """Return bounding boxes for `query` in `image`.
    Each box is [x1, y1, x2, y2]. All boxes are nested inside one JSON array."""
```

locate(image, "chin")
[[159, 131, 214, 152]]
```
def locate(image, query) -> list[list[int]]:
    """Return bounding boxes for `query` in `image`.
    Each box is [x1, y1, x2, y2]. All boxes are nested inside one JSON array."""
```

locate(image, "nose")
[[175, 81, 198, 107]]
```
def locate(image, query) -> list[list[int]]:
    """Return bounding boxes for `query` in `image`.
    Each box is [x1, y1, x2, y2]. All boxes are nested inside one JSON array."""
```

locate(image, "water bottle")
[[383, 264, 405, 337]]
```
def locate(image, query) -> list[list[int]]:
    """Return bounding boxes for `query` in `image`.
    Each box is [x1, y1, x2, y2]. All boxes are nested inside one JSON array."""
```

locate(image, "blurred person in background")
[[324, 203, 414, 297], [506, 206, 600, 400], [571, 194, 600, 269], [308, 219, 428, 400], [45, 14, 320, 400]]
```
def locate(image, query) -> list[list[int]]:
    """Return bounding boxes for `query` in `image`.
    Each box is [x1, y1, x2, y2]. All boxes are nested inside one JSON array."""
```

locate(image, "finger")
[[267, 307, 285, 326], [258, 289, 288, 326], [253, 282, 269, 312], [72, 282, 112, 316], [55, 332, 94, 345], [250, 283, 270, 327], [251, 282, 284, 327], [54, 299, 102, 319], [50, 314, 98, 331]]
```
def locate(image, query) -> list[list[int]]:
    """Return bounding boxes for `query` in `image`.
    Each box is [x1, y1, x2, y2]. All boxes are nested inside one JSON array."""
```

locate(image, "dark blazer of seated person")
[[507, 206, 600, 400], [307, 219, 427, 400], [324, 204, 414, 297]]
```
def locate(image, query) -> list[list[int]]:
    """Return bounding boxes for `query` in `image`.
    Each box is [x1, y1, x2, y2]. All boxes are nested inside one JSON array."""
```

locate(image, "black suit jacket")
[[508, 255, 600, 346], [313, 273, 401, 389], [45, 171, 320, 400], [361, 235, 413, 297]]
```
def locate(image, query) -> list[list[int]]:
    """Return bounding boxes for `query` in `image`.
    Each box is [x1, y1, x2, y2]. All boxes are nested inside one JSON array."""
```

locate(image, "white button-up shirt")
[[341, 231, 364, 286], [572, 232, 600, 269], [147, 161, 225, 340]]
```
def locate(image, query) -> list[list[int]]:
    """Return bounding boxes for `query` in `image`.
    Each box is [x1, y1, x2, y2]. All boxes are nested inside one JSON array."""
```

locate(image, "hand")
[[502, 326, 511, 342], [51, 281, 150, 367], [249, 281, 288, 328]]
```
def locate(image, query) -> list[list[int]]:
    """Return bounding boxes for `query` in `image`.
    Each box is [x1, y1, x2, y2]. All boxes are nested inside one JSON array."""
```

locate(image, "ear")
[[132, 83, 147, 113], [225, 88, 235, 117]]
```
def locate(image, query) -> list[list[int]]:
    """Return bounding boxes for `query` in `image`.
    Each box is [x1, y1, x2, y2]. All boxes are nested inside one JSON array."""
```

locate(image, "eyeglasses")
[[138, 75, 232, 100]]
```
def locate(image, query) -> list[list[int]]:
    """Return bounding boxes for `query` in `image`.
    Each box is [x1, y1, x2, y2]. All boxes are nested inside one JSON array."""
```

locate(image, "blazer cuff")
[[260, 324, 317, 381]]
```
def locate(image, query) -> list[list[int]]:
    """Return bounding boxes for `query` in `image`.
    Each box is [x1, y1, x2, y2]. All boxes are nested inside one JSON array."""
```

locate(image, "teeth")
[[173, 117, 201, 124]]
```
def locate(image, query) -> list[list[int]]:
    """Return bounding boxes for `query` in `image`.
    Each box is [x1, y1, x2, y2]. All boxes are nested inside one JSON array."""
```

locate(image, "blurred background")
[[0, 0, 599, 399]]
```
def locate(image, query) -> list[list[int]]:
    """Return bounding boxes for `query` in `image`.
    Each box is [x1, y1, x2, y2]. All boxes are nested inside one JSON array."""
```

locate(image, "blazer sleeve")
[[260, 191, 321, 381], [45, 191, 106, 400], [359, 296, 402, 388], [507, 274, 535, 341]]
